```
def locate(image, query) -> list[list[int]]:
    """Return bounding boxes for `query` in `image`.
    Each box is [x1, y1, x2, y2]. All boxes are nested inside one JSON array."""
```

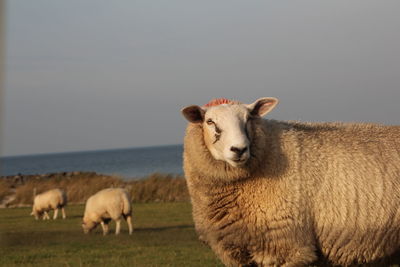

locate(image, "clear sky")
[[3, 0, 400, 156]]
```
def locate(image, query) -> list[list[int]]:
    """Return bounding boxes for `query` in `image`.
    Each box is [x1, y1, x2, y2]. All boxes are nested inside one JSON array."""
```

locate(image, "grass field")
[[0, 203, 223, 267]]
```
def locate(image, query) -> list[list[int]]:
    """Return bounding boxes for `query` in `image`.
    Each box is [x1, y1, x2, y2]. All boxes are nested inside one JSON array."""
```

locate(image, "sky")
[[2, 0, 400, 156]]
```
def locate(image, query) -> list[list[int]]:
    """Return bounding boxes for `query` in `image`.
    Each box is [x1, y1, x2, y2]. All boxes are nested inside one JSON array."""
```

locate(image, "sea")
[[0, 145, 184, 180]]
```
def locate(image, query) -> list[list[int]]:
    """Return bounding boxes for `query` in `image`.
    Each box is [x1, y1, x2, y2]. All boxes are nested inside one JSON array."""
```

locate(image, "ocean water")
[[0, 145, 184, 180]]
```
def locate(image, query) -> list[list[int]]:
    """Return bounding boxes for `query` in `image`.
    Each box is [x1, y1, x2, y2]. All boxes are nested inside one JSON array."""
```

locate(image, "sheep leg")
[[61, 207, 66, 219], [43, 211, 50, 220], [115, 219, 121, 235], [126, 215, 133, 235], [53, 208, 59, 219], [101, 221, 109, 236]]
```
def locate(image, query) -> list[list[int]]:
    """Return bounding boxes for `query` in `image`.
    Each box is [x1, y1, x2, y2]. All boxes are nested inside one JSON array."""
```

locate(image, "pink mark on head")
[[203, 98, 240, 107]]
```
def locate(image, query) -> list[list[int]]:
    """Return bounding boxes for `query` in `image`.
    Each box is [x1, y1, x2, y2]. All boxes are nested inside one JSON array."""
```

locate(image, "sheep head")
[[30, 209, 40, 220], [182, 97, 278, 168], [82, 219, 97, 234]]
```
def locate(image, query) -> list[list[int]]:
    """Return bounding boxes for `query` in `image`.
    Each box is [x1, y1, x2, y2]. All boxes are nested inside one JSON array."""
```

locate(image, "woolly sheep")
[[181, 97, 400, 266], [82, 188, 133, 235], [31, 188, 67, 220]]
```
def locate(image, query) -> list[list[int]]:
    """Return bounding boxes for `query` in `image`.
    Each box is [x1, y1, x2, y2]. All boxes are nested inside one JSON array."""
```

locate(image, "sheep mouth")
[[228, 158, 248, 167]]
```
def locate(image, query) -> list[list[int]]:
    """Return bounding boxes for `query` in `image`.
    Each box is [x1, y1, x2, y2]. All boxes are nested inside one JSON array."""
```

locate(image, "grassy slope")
[[0, 203, 223, 267]]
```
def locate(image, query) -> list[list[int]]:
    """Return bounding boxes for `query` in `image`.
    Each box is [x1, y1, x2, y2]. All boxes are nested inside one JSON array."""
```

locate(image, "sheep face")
[[203, 104, 251, 167], [82, 219, 97, 234], [30, 209, 40, 220], [182, 97, 278, 167], [31, 206, 46, 220]]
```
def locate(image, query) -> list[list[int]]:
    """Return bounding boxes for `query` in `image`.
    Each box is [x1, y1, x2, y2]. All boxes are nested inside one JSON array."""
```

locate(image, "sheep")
[[82, 188, 133, 235], [181, 97, 400, 267], [31, 188, 67, 220]]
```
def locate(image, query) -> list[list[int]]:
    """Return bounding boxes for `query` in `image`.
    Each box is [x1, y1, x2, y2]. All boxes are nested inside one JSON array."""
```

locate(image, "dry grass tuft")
[[0, 179, 13, 203], [1, 172, 189, 207], [129, 173, 189, 202]]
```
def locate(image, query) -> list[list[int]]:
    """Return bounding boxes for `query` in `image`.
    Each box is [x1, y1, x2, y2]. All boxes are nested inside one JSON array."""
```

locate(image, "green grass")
[[0, 203, 223, 267]]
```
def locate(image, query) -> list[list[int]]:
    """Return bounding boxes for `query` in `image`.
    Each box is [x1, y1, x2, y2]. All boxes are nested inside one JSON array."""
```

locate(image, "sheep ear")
[[247, 97, 278, 117], [181, 105, 205, 123]]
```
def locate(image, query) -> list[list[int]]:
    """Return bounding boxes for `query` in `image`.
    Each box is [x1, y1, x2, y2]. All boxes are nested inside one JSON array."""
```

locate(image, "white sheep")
[[31, 188, 67, 220], [181, 97, 400, 266], [82, 188, 133, 235]]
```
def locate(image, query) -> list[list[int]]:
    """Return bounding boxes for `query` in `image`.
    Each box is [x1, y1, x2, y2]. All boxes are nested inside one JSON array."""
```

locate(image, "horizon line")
[[0, 143, 183, 159]]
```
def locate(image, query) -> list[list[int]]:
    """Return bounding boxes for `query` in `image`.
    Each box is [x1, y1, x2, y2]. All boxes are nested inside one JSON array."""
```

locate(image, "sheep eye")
[[206, 119, 214, 125]]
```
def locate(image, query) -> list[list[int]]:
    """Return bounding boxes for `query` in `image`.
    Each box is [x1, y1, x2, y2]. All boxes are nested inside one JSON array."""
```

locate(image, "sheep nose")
[[230, 146, 248, 157]]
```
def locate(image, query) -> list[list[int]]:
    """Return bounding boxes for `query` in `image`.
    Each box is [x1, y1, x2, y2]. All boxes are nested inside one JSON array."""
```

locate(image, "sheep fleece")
[[83, 188, 131, 223], [33, 188, 67, 213], [183, 119, 400, 266]]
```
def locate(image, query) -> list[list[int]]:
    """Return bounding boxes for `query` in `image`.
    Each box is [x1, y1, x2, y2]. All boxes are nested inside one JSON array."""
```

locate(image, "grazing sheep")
[[31, 188, 67, 220], [82, 188, 133, 235], [181, 97, 400, 266]]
